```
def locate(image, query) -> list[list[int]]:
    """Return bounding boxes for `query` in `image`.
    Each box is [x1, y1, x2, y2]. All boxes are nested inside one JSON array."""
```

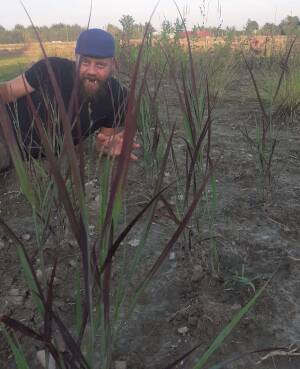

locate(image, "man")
[[0, 28, 139, 172]]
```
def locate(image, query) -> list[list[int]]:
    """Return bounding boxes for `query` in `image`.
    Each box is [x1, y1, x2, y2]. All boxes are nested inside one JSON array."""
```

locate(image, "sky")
[[1, 0, 300, 31]]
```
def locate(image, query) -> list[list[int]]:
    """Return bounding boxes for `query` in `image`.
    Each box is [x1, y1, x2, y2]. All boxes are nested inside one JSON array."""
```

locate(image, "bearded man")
[[0, 28, 139, 172]]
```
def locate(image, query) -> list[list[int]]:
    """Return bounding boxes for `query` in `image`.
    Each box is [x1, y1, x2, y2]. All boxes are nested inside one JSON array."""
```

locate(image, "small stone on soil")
[[7, 293, 23, 305], [9, 288, 22, 305], [21, 233, 31, 241], [191, 265, 204, 282], [115, 361, 127, 369], [128, 239, 139, 247], [36, 350, 56, 369], [169, 252, 176, 260], [36, 268, 60, 285], [69, 259, 77, 268], [36, 269, 43, 281], [85, 179, 97, 189], [231, 303, 242, 311], [177, 326, 189, 335]]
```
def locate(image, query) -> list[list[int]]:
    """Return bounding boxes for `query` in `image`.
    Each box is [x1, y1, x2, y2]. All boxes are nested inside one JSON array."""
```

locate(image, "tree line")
[[242, 16, 300, 36], [0, 24, 84, 44], [0, 14, 299, 44]]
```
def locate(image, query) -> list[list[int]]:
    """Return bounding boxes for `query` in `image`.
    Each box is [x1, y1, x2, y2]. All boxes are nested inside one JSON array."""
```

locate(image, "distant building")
[[179, 30, 212, 38]]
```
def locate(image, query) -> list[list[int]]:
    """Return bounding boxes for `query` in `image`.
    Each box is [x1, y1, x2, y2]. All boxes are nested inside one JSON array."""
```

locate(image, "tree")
[[0, 23, 84, 44], [280, 15, 300, 35], [67, 24, 83, 42], [12, 24, 25, 43], [244, 19, 259, 35], [173, 17, 186, 41], [106, 24, 122, 39], [0, 26, 8, 43], [132, 23, 144, 39], [144, 21, 155, 39], [119, 14, 135, 44], [49, 23, 68, 41], [191, 25, 200, 40], [260, 22, 281, 36], [161, 19, 174, 40], [225, 26, 237, 40]]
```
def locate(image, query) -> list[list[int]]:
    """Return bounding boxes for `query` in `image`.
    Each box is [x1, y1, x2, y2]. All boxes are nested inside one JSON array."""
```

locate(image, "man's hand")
[[96, 128, 140, 160]]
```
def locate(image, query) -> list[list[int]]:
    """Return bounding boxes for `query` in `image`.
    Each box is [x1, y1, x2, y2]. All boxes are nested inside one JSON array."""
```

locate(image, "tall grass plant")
[[0, 9, 270, 369]]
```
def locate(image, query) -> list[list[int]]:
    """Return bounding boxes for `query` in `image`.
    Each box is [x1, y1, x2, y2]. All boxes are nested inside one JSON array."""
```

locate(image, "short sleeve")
[[24, 57, 73, 94], [24, 59, 50, 90]]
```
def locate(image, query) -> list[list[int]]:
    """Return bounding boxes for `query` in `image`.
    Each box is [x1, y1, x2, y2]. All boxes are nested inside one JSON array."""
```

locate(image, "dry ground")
[[0, 69, 300, 369]]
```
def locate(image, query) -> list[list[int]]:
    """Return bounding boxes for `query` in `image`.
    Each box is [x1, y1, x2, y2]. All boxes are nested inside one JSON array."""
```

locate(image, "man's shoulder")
[[29, 57, 74, 72], [26, 57, 74, 76], [25, 57, 75, 90], [48, 56, 74, 64], [46, 57, 75, 69]]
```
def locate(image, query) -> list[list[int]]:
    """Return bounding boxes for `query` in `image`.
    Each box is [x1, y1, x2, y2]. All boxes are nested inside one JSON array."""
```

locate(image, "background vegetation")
[[0, 13, 299, 44]]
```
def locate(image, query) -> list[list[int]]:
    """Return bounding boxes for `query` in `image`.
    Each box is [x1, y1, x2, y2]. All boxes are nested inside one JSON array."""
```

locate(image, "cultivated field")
[[0, 37, 300, 369], [0, 42, 75, 81]]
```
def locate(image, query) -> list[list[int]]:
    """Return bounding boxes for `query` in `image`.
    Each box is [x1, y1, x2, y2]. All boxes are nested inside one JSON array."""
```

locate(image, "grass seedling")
[[225, 264, 257, 294], [161, 15, 221, 274], [259, 45, 300, 123], [241, 39, 297, 200]]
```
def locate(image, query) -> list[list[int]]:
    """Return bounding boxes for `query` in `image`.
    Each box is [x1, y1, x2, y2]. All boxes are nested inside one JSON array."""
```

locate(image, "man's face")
[[78, 55, 114, 99]]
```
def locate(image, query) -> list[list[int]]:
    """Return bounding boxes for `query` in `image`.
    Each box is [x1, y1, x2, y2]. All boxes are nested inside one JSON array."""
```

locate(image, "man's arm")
[[0, 74, 34, 103]]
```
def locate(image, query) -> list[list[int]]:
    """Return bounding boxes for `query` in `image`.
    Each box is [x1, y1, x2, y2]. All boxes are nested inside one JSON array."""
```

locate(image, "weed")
[[241, 38, 297, 201]]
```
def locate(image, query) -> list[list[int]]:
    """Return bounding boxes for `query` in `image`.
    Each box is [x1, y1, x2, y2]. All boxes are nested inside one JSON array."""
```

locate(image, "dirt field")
[[0, 68, 300, 369], [0, 42, 75, 56]]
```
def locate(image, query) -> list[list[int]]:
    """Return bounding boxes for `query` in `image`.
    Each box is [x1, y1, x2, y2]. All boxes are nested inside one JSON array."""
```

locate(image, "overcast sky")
[[1, 0, 299, 30]]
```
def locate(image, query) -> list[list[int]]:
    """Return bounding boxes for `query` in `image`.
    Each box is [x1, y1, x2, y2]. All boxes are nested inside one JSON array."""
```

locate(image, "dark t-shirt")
[[7, 57, 127, 156]]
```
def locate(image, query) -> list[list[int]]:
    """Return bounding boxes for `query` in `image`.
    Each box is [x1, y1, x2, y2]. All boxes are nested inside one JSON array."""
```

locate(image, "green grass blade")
[[17, 245, 44, 315], [0, 100, 36, 207], [192, 280, 269, 369], [1, 328, 31, 369], [75, 265, 83, 337]]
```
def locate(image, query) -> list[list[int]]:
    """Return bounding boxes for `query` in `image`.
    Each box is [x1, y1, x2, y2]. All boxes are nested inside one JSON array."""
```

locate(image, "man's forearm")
[[0, 75, 34, 104], [0, 83, 14, 103]]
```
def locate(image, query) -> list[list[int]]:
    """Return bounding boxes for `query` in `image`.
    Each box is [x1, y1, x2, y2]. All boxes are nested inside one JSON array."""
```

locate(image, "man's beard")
[[79, 77, 107, 101]]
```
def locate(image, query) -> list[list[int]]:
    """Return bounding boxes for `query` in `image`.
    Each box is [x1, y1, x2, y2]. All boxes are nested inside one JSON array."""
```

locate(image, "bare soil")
[[1, 71, 300, 369]]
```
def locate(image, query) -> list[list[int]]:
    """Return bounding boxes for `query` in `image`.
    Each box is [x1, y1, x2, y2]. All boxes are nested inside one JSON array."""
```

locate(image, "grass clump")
[[0, 10, 273, 369]]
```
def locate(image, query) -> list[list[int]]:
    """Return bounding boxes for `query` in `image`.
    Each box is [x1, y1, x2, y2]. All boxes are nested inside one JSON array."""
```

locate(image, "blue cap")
[[75, 28, 115, 58]]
